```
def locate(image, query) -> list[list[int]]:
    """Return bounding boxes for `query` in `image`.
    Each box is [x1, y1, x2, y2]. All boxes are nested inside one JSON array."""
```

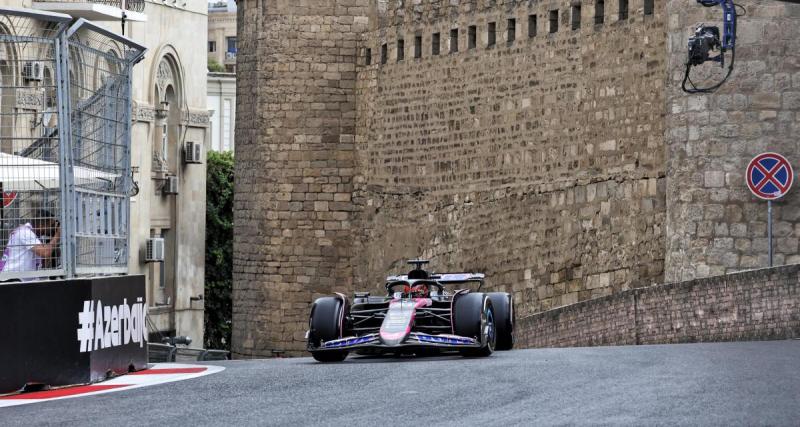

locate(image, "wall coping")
[[518, 263, 800, 323]]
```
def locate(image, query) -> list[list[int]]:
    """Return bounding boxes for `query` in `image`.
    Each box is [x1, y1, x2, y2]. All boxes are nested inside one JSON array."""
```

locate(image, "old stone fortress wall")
[[233, 0, 800, 357]]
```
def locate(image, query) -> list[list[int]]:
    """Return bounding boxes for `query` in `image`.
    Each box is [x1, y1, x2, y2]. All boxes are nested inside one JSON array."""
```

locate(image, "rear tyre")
[[308, 296, 349, 362], [488, 292, 514, 351], [453, 293, 495, 357]]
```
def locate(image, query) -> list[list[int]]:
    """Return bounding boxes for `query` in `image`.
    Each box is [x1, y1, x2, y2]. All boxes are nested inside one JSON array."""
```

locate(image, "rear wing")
[[385, 273, 485, 283]]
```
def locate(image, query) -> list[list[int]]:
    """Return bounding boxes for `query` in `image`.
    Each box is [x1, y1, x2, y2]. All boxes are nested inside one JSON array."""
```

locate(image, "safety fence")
[[0, 8, 145, 281]]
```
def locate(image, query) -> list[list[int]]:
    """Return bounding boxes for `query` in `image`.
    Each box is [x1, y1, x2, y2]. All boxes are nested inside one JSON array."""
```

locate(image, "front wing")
[[308, 332, 480, 351]]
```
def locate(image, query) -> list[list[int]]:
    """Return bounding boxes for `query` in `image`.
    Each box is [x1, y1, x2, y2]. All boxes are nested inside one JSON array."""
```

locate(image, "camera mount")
[[681, 0, 738, 93]]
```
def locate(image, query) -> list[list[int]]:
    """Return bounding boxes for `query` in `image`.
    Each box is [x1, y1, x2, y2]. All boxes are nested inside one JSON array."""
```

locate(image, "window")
[[450, 28, 459, 53], [226, 37, 237, 53], [468, 25, 476, 49], [595, 0, 605, 25], [528, 14, 537, 37], [414, 35, 422, 58], [223, 99, 231, 151], [397, 39, 404, 61], [572, 5, 581, 30], [161, 123, 168, 164], [432, 32, 440, 55], [507, 18, 516, 44], [549, 10, 559, 33], [619, 0, 628, 20], [208, 41, 216, 52], [644, 0, 654, 15], [381, 43, 387, 64], [365, 47, 372, 65], [488, 22, 496, 46], [149, 230, 165, 291]]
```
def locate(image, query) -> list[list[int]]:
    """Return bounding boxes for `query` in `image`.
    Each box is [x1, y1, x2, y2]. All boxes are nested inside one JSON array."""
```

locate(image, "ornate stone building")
[[233, 0, 800, 357], [0, 0, 210, 342]]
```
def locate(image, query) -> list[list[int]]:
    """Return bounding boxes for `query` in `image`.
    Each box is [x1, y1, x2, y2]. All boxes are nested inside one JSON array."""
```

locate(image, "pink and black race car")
[[306, 260, 514, 362]]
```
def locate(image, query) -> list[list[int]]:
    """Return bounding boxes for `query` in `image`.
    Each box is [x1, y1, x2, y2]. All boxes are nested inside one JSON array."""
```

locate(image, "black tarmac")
[[4, 340, 800, 426]]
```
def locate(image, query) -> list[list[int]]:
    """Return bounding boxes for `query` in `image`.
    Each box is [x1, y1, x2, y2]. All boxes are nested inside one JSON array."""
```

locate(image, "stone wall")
[[353, 0, 667, 318], [234, 0, 669, 355], [234, 0, 800, 356], [664, 0, 800, 281], [233, 0, 370, 357], [518, 264, 800, 347]]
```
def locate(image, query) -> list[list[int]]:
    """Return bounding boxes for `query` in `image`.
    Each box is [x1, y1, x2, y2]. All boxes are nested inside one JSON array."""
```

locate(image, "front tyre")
[[453, 293, 495, 357], [308, 296, 349, 362], [312, 350, 348, 362], [488, 292, 514, 350]]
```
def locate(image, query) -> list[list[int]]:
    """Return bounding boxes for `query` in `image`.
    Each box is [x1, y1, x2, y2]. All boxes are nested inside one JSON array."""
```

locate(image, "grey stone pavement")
[[3, 340, 799, 426]]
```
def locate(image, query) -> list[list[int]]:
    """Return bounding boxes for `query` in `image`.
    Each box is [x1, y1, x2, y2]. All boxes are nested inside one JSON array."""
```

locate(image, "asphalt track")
[[3, 340, 800, 426]]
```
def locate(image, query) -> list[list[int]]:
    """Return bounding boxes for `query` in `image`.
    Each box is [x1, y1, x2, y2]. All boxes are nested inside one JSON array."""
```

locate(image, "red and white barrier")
[[0, 363, 224, 407]]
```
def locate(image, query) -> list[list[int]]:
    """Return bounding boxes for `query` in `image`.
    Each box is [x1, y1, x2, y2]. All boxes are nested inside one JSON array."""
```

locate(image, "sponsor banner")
[[78, 297, 148, 353], [0, 275, 146, 393]]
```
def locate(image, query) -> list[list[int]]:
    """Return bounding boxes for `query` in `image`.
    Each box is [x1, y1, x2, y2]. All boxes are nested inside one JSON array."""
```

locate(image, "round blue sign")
[[746, 152, 794, 200]]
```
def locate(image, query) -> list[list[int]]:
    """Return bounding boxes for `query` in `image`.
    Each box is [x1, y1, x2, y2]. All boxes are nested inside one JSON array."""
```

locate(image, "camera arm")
[[697, 0, 736, 51], [682, 0, 738, 93]]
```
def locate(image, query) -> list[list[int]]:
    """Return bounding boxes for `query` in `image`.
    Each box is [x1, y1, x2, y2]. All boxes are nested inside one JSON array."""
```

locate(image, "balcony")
[[32, 0, 147, 22], [224, 51, 236, 61]]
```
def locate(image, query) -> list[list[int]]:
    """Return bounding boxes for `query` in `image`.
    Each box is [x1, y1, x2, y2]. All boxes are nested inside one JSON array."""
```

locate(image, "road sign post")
[[746, 152, 794, 268], [768, 200, 772, 266]]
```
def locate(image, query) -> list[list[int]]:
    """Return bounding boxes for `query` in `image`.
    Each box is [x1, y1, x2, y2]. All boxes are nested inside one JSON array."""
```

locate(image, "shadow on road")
[[302, 350, 498, 364]]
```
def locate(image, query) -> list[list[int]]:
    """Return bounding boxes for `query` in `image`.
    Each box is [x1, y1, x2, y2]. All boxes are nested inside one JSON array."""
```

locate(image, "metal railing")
[[0, 8, 145, 282], [65, 19, 144, 275], [33, 0, 146, 13]]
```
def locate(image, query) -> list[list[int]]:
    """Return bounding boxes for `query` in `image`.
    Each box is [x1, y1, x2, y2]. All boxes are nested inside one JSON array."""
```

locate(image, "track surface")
[[3, 341, 800, 426]]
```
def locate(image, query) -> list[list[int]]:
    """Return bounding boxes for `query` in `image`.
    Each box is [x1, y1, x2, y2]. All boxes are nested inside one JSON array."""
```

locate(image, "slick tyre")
[[453, 293, 495, 357], [312, 350, 348, 362], [308, 296, 349, 362], [488, 292, 514, 351]]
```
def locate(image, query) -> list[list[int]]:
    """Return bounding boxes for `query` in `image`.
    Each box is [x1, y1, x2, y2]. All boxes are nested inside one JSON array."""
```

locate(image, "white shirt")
[[1, 223, 42, 274]]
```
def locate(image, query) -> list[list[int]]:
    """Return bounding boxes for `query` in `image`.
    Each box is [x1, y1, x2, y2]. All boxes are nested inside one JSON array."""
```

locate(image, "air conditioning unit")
[[145, 237, 165, 262], [22, 61, 44, 81], [164, 175, 179, 195], [184, 141, 202, 164]]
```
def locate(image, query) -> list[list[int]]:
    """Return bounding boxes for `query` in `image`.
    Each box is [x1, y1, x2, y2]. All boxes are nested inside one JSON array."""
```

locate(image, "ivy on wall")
[[204, 150, 233, 350]]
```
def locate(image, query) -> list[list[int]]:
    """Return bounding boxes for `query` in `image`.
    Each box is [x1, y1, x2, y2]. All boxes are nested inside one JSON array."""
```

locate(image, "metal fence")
[[66, 20, 144, 275], [31, 0, 145, 13], [0, 9, 144, 282]]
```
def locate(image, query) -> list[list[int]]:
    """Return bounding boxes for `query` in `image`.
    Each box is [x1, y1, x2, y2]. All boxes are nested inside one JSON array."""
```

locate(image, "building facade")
[[207, 0, 235, 73], [0, 0, 209, 343], [233, 0, 800, 357], [207, 71, 235, 152]]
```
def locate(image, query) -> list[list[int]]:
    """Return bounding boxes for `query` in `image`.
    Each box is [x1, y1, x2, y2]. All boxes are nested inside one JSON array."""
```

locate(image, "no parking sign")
[[746, 152, 794, 200], [745, 152, 794, 267]]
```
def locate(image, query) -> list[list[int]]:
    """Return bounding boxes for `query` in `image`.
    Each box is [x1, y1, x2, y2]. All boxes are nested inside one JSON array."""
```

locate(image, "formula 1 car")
[[306, 260, 514, 362]]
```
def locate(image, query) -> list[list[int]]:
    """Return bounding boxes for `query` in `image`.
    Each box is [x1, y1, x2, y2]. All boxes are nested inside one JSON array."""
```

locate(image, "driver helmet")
[[409, 283, 429, 298]]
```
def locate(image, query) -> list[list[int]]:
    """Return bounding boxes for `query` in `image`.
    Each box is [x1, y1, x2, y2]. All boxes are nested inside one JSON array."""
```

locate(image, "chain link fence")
[[0, 9, 144, 281], [66, 20, 144, 275]]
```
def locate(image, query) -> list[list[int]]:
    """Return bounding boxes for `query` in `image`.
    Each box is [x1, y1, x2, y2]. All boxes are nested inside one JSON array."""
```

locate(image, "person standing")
[[0, 211, 61, 280]]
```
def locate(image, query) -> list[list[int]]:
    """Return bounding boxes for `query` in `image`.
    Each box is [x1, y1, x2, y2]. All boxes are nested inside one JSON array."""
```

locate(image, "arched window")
[[153, 55, 182, 174]]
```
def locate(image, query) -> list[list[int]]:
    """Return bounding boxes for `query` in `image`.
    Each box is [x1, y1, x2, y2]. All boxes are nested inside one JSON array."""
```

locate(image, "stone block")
[[704, 171, 725, 188]]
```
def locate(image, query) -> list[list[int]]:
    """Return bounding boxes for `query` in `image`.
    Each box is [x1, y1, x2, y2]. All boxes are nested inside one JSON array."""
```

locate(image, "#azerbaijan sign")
[[746, 152, 794, 200]]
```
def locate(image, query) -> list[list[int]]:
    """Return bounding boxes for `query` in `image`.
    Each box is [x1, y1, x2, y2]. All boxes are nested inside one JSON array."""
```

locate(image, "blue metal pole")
[[768, 200, 773, 267]]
